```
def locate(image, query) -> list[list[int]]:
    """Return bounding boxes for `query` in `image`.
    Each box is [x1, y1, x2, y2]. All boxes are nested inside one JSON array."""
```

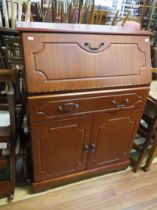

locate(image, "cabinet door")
[[87, 110, 142, 169], [31, 116, 92, 182]]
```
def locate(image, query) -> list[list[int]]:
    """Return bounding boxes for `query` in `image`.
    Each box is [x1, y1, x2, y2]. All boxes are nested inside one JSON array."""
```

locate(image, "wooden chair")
[[0, 0, 31, 29], [0, 69, 24, 200], [1, 35, 23, 73], [0, 30, 25, 103], [0, 28, 25, 200], [0, 49, 5, 68], [143, 121, 157, 171], [113, 15, 141, 30], [130, 80, 157, 172], [41, 0, 108, 24]]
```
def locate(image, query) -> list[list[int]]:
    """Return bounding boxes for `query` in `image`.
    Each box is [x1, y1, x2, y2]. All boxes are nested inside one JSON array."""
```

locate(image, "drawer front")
[[22, 33, 151, 93], [28, 88, 149, 123]]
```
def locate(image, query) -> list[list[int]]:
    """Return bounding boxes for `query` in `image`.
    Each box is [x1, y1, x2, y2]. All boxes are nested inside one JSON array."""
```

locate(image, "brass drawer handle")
[[84, 42, 105, 51], [58, 102, 79, 113], [112, 99, 129, 108]]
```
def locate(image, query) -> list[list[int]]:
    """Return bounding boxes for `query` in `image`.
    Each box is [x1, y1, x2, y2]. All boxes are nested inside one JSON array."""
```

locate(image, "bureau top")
[[16, 21, 152, 36]]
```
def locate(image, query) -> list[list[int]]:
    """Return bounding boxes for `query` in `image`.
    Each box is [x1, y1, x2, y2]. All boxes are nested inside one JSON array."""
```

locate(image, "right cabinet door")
[[87, 109, 142, 169]]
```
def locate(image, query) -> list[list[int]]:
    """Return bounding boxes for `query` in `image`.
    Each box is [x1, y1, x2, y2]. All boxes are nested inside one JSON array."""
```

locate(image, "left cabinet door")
[[31, 116, 92, 182]]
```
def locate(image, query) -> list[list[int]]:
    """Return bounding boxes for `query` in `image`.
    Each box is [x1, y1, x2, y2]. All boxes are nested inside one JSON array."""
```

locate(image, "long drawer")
[[22, 33, 151, 93], [28, 87, 149, 123]]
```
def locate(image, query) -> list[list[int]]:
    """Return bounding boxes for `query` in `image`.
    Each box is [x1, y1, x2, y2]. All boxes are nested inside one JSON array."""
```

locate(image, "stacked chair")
[[0, 28, 24, 200], [0, 0, 31, 28], [0, 68, 24, 200], [130, 79, 157, 172], [130, 0, 157, 171], [41, 0, 108, 24]]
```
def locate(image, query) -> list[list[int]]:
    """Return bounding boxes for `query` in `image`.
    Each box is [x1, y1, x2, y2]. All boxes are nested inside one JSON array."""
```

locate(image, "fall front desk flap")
[[16, 22, 152, 93]]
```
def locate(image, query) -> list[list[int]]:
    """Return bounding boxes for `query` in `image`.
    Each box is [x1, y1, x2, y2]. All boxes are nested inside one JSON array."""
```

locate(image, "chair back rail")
[[1, 0, 30, 29]]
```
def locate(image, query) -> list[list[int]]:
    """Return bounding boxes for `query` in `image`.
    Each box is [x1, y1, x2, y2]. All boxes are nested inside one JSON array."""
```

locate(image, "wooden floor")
[[1, 164, 157, 210]]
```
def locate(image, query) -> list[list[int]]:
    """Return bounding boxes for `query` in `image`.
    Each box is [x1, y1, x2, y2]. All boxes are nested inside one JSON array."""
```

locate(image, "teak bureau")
[[17, 22, 152, 192]]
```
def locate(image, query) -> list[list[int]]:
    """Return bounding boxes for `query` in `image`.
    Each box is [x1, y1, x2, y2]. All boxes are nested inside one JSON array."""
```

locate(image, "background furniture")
[[17, 22, 152, 193], [131, 80, 157, 172], [0, 27, 25, 200], [40, 0, 108, 24], [0, 0, 31, 28], [0, 69, 23, 200]]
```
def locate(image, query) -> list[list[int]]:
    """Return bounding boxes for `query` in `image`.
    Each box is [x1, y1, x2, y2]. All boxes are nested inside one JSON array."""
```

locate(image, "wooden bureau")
[[17, 22, 152, 192]]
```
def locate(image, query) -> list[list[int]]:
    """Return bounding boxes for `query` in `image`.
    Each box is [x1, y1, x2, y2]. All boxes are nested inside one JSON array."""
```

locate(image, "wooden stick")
[[78, 4, 83, 23], [147, 1, 157, 30], [52, 0, 56, 22], [2, 0, 9, 28], [98, 11, 104, 24], [95, 5, 101, 24], [112, 10, 119, 25], [26, 0, 31, 21], [18, 0, 22, 21], [61, 1, 64, 22], [78, 0, 83, 23], [11, 0, 15, 28], [121, 11, 131, 26], [68, 2, 72, 23], [0, 11, 2, 27], [88, 4, 94, 24], [57, 1, 61, 17], [140, 0, 147, 24], [42, 0, 51, 22], [8, 0, 11, 20], [69, 3, 77, 23]]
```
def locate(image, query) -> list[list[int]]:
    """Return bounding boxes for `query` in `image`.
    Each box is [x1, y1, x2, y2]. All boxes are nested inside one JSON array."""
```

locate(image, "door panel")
[[31, 116, 92, 181], [22, 33, 151, 93], [87, 110, 142, 169]]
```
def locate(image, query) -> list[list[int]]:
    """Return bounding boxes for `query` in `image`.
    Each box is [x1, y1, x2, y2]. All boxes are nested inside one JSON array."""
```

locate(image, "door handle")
[[84, 144, 89, 152], [83, 144, 96, 152], [89, 144, 96, 152]]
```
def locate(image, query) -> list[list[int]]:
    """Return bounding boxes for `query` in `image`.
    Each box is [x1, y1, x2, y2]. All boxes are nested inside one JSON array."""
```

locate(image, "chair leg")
[[133, 138, 152, 172], [9, 144, 16, 200], [8, 193, 14, 201], [142, 136, 157, 172]]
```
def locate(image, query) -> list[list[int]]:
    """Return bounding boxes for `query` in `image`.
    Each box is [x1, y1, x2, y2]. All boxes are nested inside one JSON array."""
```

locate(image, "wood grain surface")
[[16, 21, 152, 36], [1, 163, 157, 210], [21, 32, 151, 93]]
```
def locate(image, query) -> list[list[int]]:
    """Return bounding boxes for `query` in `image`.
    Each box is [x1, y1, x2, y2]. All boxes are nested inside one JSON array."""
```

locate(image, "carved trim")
[[27, 82, 151, 94], [93, 116, 135, 164], [35, 92, 144, 120], [33, 42, 146, 81], [39, 123, 86, 177]]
